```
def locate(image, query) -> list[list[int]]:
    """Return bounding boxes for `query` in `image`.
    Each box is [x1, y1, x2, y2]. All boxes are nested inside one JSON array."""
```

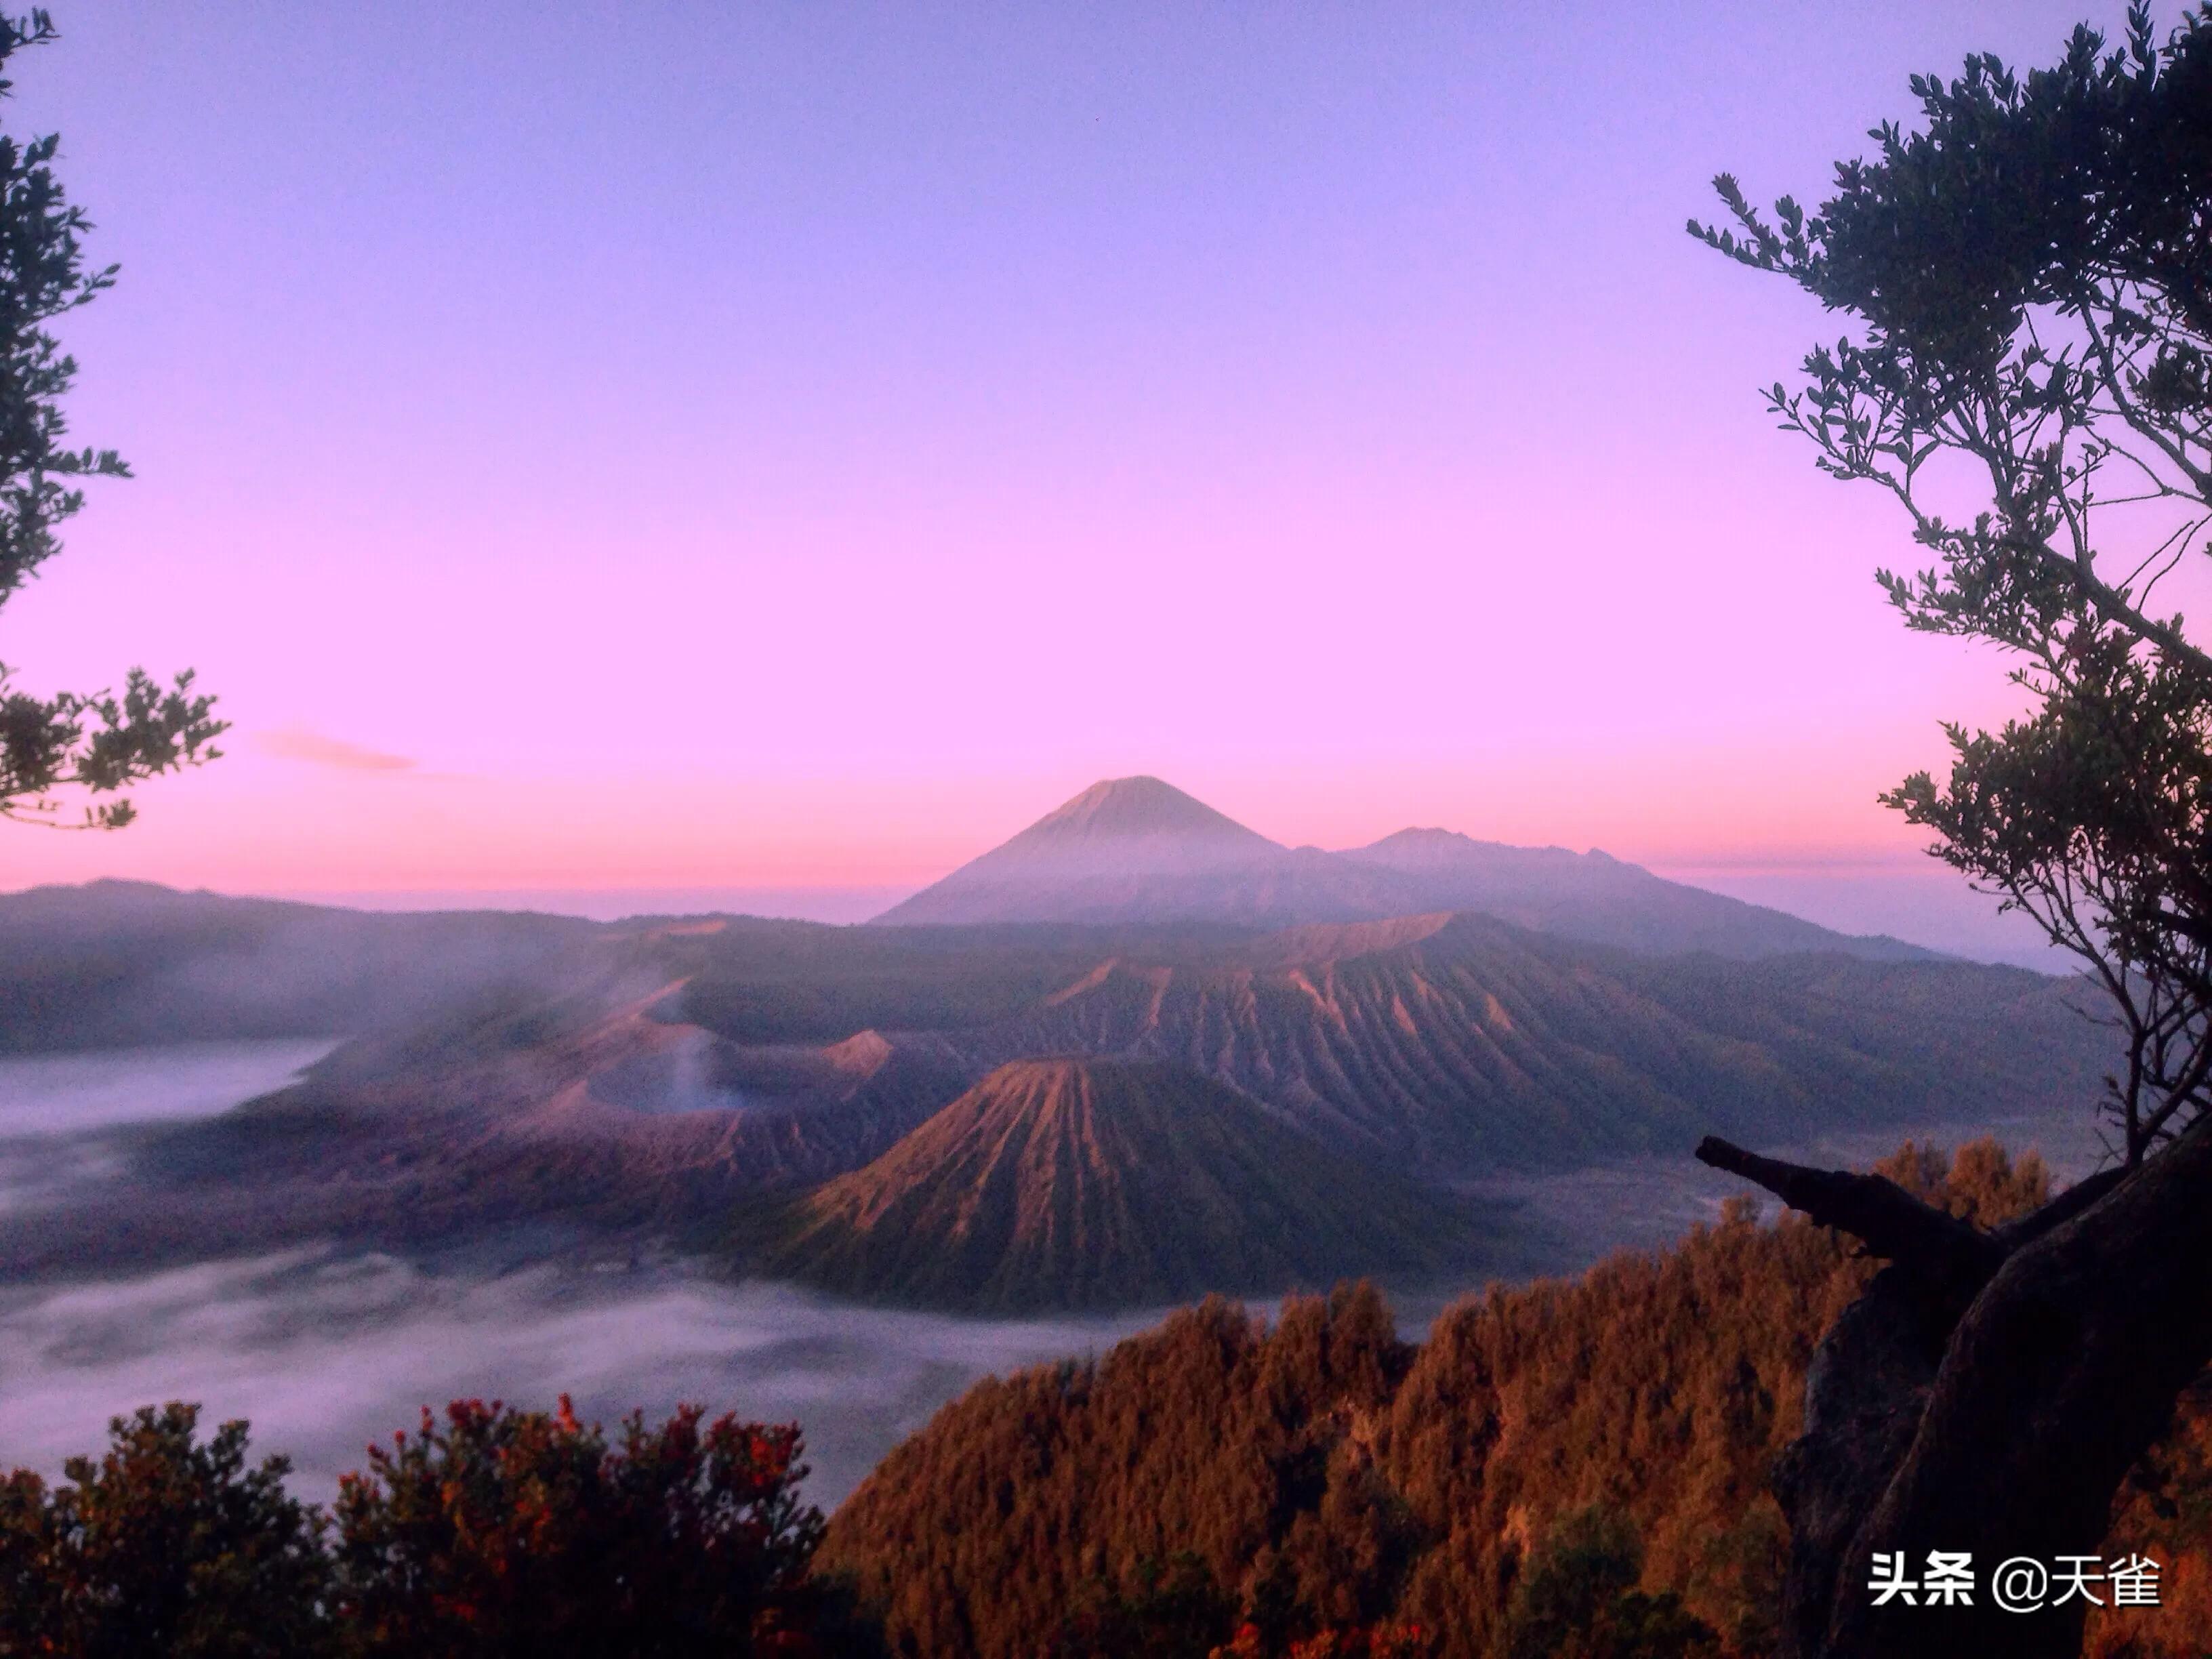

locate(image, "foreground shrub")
[[0, 1404, 330, 1659], [1210, 1620, 1437, 1658], [0, 1398, 874, 1659], [1049, 1553, 1240, 1658], [331, 1395, 846, 1656]]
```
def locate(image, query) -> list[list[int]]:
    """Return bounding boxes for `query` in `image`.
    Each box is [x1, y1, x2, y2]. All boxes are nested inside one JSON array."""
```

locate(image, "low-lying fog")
[[0, 1041, 2110, 1511], [0, 1042, 1174, 1507], [0, 1247, 1167, 1507]]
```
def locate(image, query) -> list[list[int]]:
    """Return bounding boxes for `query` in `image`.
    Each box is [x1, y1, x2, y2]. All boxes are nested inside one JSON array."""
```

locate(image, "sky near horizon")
[[0, 2, 2139, 960]]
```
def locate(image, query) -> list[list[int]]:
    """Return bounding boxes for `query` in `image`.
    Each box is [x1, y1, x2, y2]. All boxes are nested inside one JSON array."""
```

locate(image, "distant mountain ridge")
[[872, 777, 1934, 962], [0, 878, 603, 1051], [939, 911, 2087, 1166], [0, 786, 2062, 1314], [0, 879, 2113, 1305]]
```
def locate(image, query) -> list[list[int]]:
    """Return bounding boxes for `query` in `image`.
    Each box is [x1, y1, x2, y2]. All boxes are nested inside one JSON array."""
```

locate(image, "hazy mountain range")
[[0, 776, 2105, 1309], [0, 878, 598, 1052], [874, 775, 1933, 960]]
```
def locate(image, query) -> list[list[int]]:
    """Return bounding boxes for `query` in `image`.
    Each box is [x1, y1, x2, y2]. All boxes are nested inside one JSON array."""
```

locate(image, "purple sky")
[[0, 1, 2133, 962]]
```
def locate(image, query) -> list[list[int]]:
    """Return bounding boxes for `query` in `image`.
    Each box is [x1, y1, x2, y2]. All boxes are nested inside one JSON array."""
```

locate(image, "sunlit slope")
[[946, 914, 2098, 1166], [763, 1057, 1477, 1310]]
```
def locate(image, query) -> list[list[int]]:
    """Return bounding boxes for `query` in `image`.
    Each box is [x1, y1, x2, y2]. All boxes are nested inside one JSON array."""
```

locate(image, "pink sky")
[[0, 1, 2124, 957]]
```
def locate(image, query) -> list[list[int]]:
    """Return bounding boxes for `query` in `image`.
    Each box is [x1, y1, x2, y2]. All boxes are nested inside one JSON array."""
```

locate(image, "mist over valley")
[[0, 1033, 2102, 1514], [0, 777, 2121, 1520]]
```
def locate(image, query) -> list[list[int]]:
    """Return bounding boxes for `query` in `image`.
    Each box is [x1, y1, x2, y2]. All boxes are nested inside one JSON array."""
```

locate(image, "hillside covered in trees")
[[821, 1141, 2212, 1659], [15, 1139, 2212, 1657]]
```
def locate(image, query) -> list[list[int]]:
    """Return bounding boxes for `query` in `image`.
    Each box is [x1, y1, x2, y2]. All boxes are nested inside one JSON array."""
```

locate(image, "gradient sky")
[[0, 2, 2143, 957]]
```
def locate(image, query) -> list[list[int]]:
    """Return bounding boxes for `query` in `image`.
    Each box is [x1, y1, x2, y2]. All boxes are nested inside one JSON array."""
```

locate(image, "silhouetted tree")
[[1692, 7, 2212, 1654], [0, 1397, 876, 1659], [0, 1403, 333, 1658], [329, 1395, 856, 1658], [0, 9, 221, 830]]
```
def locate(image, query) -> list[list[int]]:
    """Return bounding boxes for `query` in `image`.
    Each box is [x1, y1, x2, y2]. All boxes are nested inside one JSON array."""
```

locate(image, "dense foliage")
[[1694, 3, 2212, 1163], [0, 1397, 872, 1658], [21, 1145, 2212, 1657], [0, 1404, 327, 1658], [0, 11, 221, 830], [823, 1141, 2212, 1659]]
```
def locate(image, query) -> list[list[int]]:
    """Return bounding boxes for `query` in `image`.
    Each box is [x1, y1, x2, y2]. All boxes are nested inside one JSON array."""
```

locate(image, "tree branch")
[[1694, 1137, 2003, 1290]]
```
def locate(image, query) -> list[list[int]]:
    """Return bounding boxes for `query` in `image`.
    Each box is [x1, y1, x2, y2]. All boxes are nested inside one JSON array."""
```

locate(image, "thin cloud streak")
[[258, 727, 417, 774]]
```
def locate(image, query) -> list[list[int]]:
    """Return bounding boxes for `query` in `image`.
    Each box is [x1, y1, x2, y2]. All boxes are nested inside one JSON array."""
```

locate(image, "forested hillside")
[[822, 1142, 2212, 1659], [16, 1140, 2212, 1656]]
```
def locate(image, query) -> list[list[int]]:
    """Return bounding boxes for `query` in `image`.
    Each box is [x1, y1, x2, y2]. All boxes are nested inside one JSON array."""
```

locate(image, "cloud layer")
[[0, 1249, 1161, 1509]]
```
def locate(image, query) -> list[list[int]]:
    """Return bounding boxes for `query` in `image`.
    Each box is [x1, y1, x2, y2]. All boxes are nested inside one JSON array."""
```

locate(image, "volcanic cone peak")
[[1024, 775, 1274, 841], [758, 1055, 1480, 1311], [981, 776, 1282, 873], [868, 777, 1307, 926], [874, 776, 1934, 956]]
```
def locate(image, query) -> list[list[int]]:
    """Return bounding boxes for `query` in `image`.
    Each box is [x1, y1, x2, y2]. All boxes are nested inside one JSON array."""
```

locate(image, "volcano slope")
[[0, 943, 975, 1277], [0, 900, 2114, 1291], [759, 1058, 1482, 1311], [937, 912, 2105, 1168]]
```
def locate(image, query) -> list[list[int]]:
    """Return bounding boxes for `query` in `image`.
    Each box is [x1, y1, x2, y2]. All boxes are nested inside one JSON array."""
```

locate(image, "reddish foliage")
[[330, 1393, 840, 1656], [0, 1396, 874, 1658], [0, 1404, 329, 1658], [1211, 1620, 1435, 1658]]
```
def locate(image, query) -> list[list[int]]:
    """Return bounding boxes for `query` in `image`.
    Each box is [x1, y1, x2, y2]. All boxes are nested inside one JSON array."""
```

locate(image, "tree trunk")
[[1697, 1125, 2212, 1659]]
